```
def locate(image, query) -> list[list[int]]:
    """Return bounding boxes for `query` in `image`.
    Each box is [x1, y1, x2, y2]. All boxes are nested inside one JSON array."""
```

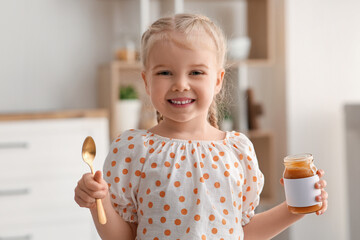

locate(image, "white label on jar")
[[284, 175, 321, 207]]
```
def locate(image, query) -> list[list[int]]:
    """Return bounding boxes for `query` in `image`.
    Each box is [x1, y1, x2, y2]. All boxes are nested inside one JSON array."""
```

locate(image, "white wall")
[[285, 0, 360, 239], [0, 0, 113, 113]]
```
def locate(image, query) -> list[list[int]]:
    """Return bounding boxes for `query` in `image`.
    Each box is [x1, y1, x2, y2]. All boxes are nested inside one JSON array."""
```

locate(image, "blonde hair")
[[141, 13, 228, 128]]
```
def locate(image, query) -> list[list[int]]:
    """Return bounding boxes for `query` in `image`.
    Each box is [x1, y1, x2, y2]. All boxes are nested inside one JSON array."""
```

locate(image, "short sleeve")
[[103, 130, 146, 223], [231, 132, 264, 226]]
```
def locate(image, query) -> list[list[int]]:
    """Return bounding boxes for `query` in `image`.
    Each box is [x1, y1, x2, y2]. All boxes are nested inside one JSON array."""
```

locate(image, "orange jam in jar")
[[283, 154, 322, 214]]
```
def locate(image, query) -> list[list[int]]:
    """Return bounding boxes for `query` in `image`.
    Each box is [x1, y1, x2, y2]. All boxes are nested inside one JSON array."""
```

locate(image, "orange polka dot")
[[219, 151, 225, 156], [225, 164, 230, 169], [181, 155, 186, 161], [212, 164, 218, 169], [148, 202, 153, 208], [235, 132, 240, 136], [128, 144, 134, 149], [149, 148, 154, 153], [229, 228, 234, 234], [146, 188, 151, 194], [170, 152, 175, 158], [181, 208, 188, 215], [111, 161, 116, 167], [111, 194, 116, 199], [164, 161, 171, 167], [222, 219, 226, 225], [220, 196, 226, 203], [114, 177, 120, 183], [186, 227, 190, 233], [213, 156, 219, 161], [203, 173, 209, 179], [179, 196, 185, 202], [201, 153, 206, 158], [151, 163, 157, 168], [200, 162, 204, 168], [186, 171, 192, 177], [194, 215, 201, 221], [175, 163, 180, 169], [160, 191, 165, 198], [209, 214, 215, 221], [156, 180, 161, 186], [164, 230, 171, 236], [148, 218, 153, 224], [122, 169, 128, 175], [212, 228, 218, 234], [164, 205, 170, 211], [140, 157, 145, 164], [154, 238, 159, 240], [214, 182, 220, 188], [247, 156, 252, 161], [113, 148, 118, 153], [248, 165, 252, 170], [174, 181, 181, 187], [253, 176, 257, 182], [135, 170, 141, 176], [224, 171, 230, 177], [247, 186, 251, 192], [106, 171, 111, 177], [174, 219, 181, 225], [239, 154, 243, 160], [125, 157, 131, 163], [243, 196, 247, 202], [191, 149, 196, 154], [223, 209, 229, 215], [193, 188, 198, 194], [234, 162, 239, 168], [197, 199, 201, 205], [167, 173, 171, 179], [141, 172, 146, 178], [200, 177, 205, 183], [202, 234, 206, 240]]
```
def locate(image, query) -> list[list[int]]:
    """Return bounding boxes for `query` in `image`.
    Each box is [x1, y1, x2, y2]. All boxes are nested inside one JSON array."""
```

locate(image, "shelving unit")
[[98, 0, 276, 204]]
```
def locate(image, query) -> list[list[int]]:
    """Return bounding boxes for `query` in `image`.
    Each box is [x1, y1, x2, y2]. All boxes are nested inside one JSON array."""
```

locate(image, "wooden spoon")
[[82, 136, 107, 225]]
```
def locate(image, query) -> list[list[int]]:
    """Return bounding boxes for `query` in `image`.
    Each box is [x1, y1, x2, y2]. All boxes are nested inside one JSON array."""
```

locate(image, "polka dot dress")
[[103, 129, 264, 240]]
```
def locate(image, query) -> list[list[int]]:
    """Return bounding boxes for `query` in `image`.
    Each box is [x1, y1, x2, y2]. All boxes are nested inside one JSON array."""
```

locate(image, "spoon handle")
[[96, 198, 107, 224]]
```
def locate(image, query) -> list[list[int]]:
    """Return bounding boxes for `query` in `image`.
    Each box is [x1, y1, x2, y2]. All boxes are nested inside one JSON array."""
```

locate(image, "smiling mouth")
[[167, 98, 196, 106]]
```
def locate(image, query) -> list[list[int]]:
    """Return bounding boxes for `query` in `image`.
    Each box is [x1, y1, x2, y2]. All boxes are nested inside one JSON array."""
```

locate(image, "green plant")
[[119, 85, 138, 100]]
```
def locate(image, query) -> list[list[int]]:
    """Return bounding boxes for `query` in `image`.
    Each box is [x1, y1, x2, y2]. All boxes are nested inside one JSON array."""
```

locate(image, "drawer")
[[0, 219, 99, 240], [0, 176, 87, 225], [0, 131, 104, 181]]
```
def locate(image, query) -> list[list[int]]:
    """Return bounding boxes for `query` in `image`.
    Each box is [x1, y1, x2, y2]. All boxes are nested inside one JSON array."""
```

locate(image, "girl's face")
[[142, 32, 225, 127]]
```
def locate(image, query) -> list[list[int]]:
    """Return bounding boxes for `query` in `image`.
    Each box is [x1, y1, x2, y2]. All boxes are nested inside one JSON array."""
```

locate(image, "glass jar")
[[283, 153, 322, 214]]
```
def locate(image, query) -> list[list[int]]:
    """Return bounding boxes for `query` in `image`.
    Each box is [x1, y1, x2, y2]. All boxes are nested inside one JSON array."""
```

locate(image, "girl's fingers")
[[315, 179, 327, 189], [316, 169, 325, 178], [316, 189, 328, 202], [74, 187, 96, 208], [316, 199, 328, 215], [279, 178, 284, 185]]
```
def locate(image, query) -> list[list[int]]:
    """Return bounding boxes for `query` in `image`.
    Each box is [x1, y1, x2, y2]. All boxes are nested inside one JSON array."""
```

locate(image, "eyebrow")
[[151, 64, 210, 71]]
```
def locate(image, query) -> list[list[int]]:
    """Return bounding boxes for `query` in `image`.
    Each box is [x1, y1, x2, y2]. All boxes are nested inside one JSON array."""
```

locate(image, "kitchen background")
[[1, 0, 359, 240]]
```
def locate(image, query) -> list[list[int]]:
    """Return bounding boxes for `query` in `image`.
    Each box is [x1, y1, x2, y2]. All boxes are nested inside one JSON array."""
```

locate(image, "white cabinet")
[[0, 111, 109, 240]]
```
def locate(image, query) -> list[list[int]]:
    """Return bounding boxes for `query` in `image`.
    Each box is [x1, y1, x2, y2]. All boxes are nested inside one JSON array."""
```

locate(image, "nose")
[[171, 75, 190, 92]]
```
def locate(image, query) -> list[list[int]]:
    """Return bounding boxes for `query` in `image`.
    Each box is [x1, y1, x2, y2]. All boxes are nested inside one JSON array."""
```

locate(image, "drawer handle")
[[0, 188, 30, 197], [0, 235, 32, 240], [0, 142, 28, 149]]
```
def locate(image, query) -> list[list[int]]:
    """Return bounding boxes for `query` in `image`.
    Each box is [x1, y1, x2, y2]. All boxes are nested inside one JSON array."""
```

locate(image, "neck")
[[149, 117, 224, 141]]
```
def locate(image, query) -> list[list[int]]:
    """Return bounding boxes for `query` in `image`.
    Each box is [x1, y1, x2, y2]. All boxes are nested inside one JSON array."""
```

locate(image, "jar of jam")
[[283, 153, 322, 214]]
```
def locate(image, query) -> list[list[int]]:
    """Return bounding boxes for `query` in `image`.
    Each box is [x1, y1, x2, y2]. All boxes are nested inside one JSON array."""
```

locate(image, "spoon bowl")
[[81, 136, 107, 225]]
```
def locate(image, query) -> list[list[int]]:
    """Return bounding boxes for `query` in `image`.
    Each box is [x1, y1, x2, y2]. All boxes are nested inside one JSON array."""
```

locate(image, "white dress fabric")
[[103, 129, 264, 240]]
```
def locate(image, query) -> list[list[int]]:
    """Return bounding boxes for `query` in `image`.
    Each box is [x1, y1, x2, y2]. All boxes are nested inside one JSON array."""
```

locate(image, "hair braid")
[[208, 100, 219, 129], [156, 111, 164, 123]]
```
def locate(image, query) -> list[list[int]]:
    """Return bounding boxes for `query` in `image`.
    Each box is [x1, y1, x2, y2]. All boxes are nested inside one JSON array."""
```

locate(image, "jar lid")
[[284, 153, 313, 163]]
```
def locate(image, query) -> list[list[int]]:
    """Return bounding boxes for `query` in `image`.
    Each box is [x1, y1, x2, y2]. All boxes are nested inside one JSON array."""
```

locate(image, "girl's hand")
[[74, 170, 109, 209], [280, 169, 328, 216], [314, 169, 328, 215]]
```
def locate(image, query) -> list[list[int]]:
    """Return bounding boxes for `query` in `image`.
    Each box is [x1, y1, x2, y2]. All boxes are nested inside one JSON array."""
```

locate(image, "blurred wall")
[[285, 0, 360, 239], [0, 0, 113, 113]]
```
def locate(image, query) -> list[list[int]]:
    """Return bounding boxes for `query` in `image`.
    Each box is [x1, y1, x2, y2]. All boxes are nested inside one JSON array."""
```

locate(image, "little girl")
[[75, 13, 328, 240]]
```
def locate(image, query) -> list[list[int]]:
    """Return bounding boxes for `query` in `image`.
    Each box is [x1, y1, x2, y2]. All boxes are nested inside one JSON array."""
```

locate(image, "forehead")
[[147, 31, 218, 66]]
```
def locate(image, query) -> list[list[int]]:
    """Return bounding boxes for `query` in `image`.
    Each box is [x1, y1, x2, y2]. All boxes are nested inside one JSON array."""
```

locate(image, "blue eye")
[[157, 71, 172, 76]]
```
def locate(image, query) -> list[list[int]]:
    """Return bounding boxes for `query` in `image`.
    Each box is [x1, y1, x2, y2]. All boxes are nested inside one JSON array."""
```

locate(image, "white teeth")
[[170, 99, 192, 105]]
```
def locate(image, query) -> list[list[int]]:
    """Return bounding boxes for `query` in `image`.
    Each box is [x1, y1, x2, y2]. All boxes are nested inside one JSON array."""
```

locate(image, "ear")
[[214, 68, 225, 94], [142, 71, 150, 95]]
